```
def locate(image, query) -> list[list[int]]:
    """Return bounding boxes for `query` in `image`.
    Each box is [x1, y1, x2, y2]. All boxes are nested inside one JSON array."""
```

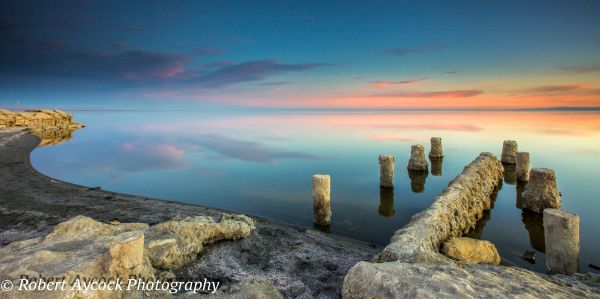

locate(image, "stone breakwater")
[[343, 152, 600, 298], [376, 152, 503, 263]]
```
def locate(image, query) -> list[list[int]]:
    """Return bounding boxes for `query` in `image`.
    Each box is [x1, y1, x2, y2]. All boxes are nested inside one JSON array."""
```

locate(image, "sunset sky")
[[1, 0, 599, 110]]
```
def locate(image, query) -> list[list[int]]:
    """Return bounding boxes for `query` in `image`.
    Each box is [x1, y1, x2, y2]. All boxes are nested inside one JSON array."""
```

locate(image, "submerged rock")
[[520, 168, 561, 213], [522, 250, 536, 264], [441, 237, 501, 265]]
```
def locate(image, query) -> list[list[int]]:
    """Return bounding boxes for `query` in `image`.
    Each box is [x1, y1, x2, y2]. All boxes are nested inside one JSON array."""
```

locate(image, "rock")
[[520, 168, 561, 213], [428, 137, 443, 158], [0, 215, 154, 298], [522, 250, 536, 264], [0, 109, 83, 130], [0, 214, 257, 298], [312, 174, 331, 227], [342, 261, 600, 298], [501, 140, 518, 164], [441, 237, 501, 265], [378, 155, 395, 187], [544, 209, 580, 275], [407, 144, 428, 172], [146, 214, 256, 270]]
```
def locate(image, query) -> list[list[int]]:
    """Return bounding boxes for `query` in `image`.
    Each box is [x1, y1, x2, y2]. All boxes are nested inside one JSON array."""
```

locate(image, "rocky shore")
[[0, 128, 378, 298]]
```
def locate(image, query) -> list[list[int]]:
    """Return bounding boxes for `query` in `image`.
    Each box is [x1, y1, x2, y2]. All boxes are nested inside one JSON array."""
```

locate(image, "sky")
[[1, 0, 599, 110]]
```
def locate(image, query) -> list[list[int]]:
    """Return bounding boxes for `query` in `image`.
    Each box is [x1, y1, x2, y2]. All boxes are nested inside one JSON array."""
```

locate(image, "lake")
[[30, 110, 600, 273]]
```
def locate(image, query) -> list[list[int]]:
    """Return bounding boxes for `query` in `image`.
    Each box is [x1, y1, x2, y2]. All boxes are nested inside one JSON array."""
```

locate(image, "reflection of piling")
[[378, 187, 395, 217], [408, 170, 428, 193], [503, 163, 517, 185], [544, 209, 580, 274], [501, 140, 518, 164], [521, 168, 561, 213], [516, 152, 530, 181], [522, 210, 545, 252], [378, 155, 395, 188], [407, 144, 428, 172], [428, 137, 443, 158], [516, 180, 527, 209], [312, 174, 331, 227], [430, 157, 443, 176]]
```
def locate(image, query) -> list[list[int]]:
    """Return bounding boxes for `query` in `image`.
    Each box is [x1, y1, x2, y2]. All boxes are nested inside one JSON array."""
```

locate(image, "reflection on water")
[[466, 210, 492, 239], [503, 163, 517, 185], [516, 180, 527, 209], [408, 170, 428, 193], [30, 127, 80, 147], [521, 210, 545, 252], [430, 157, 443, 176], [378, 187, 395, 217], [30, 110, 600, 273]]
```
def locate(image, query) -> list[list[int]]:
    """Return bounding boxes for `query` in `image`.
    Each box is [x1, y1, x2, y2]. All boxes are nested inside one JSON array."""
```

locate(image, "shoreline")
[[0, 128, 379, 298]]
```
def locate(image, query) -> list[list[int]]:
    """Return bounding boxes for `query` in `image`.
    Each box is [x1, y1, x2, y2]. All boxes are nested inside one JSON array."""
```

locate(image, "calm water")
[[30, 110, 600, 273]]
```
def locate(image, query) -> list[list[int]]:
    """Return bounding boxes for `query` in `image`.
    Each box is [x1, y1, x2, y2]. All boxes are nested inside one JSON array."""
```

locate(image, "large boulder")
[[0, 215, 154, 298], [441, 237, 500, 265]]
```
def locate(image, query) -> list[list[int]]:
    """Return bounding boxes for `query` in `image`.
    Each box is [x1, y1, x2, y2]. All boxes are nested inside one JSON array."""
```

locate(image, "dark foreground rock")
[[0, 128, 378, 298]]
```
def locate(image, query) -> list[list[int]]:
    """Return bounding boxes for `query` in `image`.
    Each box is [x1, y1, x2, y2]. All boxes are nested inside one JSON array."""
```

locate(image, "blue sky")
[[1, 0, 599, 109]]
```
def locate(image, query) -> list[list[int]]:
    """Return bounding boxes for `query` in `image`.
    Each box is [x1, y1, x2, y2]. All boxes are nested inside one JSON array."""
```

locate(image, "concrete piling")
[[519, 168, 561, 213], [312, 174, 331, 226], [378, 155, 395, 188], [407, 144, 428, 172], [516, 152, 530, 181], [429, 137, 443, 158], [501, 140, 518, 164], [543, 209, 580, 274]]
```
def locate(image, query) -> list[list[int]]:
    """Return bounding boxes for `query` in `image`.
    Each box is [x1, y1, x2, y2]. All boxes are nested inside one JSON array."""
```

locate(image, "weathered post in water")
[[312, 174, 331, 227], [407, 144, 428, 172], [516, 152, 530, 181], [519, 168, 561, 213], [429, 137, 443, 158], [378, 155, 395, 188], [543, 209, 580, 274], [501, 140, 518, 164]]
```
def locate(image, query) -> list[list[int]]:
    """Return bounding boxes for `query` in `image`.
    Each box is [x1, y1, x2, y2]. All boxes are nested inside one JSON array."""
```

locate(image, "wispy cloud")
[[370, 89, 483, 98], [370, 77, 427, 88], [386, 44, 447, 57], [556, 65, 600, 74], [189, 60, 336, 88]]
